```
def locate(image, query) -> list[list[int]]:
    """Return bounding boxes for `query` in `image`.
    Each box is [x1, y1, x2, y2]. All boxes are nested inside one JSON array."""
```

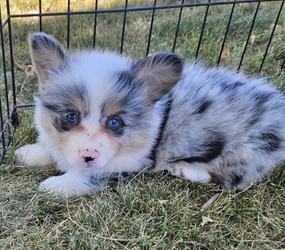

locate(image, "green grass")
[[1, 0, 285, 249]]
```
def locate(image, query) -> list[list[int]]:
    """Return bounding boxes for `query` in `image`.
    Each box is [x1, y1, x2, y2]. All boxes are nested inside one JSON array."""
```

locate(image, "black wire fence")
[[0, 0, 284, 164]]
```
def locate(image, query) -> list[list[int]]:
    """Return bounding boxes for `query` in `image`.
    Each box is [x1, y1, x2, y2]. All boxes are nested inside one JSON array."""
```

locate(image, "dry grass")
[[1, 0, 285, 249]]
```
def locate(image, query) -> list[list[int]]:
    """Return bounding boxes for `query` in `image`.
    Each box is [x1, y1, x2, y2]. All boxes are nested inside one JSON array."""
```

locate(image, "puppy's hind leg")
[[167, 161, 255, 190], [156, 161, 213, 184], [15, 143, 53, 167]]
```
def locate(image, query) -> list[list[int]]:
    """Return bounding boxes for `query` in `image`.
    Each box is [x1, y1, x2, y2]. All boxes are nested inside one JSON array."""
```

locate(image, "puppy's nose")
[[79, 149, 99, 163]]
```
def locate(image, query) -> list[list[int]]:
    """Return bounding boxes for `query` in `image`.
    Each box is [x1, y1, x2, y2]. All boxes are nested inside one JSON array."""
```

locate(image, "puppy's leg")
[[155, 160, 256, 190], [155, 161, 212, 183], [15, 143, 53, 167], [39, 171, 103, 197]]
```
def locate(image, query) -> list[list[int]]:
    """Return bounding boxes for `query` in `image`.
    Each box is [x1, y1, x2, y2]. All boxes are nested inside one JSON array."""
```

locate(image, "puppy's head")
[[30, 32, 183, 172]]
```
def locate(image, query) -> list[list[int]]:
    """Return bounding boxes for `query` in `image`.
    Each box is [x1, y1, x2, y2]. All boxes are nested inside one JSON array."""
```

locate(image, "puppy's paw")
[[39, 176, 79, 197], [15, 143, 53, 167], [38, 172, 103, 197]]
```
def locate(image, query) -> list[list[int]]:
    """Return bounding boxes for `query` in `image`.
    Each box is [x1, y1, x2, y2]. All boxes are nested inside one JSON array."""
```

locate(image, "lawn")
[[0, 0, 285, 249]]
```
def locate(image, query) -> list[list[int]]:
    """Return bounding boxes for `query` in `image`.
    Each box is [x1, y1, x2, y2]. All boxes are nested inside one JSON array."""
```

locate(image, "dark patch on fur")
[[133, 53, 184, 76], [246, 92, 275, 128], [178, 156, 212, 164], [192, 135, 224, 162], [210, 170, 244, 189], [254, 92, 274, 107], [208, 171, 243, 190], [195, 100, 212, 114], [230, 173, 243, 187], [169, 134, 224, 164], [152, 53, 184, 68], [148, 96, 173, 169], [248, 126, 282, 153], [108, 172, 134, 182], [39, 82, 89, 132], [258, 130, 281, 152], [221, 81, 245, 92], [209, 171, 224, 186], [30, 33, 66, 62], [54, 112, 81, 132], [246, 108, 263, 127], [89, 174, 104, 187], [114, 71, 134, 90], [101, 79, 148, 133], [40, 83, 88, 113]]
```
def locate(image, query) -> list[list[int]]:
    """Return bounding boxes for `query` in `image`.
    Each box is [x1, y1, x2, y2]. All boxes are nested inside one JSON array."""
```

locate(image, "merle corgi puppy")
[[15, 32, 284, 196]]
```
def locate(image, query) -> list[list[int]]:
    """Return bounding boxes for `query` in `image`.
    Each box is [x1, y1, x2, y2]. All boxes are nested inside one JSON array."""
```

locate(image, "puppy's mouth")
[[84, 156, 95, 163], [79, 157, 106, 169]]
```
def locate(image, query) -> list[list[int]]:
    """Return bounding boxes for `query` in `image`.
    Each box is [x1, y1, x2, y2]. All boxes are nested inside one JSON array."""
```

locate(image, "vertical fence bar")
[[237, 1, 260, 72], [216, 0, 236, 65], [0, 97, 4, 161], [146, 0, 157, 56], [120, 0, 128, 53], [195, 0, 210, 59], [172, 0, 184, 53], [258, 0, 284, 75], [1, 2, 17, 162], [67, 0, 71, 49], [6, 0, 16, 107], [92, 0, 98, 48], [0, 6, 9, 120], [6, 0, 17, 150], [39, 0, 42, 31], [0, 6, 6, 154]]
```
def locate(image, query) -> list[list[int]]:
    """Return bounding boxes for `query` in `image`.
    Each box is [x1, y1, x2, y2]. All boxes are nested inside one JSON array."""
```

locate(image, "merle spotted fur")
[[152, 63, 285, 189]]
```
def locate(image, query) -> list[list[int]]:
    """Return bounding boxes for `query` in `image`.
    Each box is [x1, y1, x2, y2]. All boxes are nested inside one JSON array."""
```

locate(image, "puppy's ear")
[[29, 32, 68, 86], [132, 53, 183, 104]]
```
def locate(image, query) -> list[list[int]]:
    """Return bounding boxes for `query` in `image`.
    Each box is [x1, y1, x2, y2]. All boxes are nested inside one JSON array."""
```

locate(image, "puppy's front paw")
[[15, 143, 53, 167], [38, 172, 103, 197], [39, 176, 78, 197]]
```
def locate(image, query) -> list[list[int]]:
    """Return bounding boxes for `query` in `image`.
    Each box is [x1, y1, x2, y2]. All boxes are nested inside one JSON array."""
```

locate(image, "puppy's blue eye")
[[66, 113, 78, 124], [106, 117, 123, 131]]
